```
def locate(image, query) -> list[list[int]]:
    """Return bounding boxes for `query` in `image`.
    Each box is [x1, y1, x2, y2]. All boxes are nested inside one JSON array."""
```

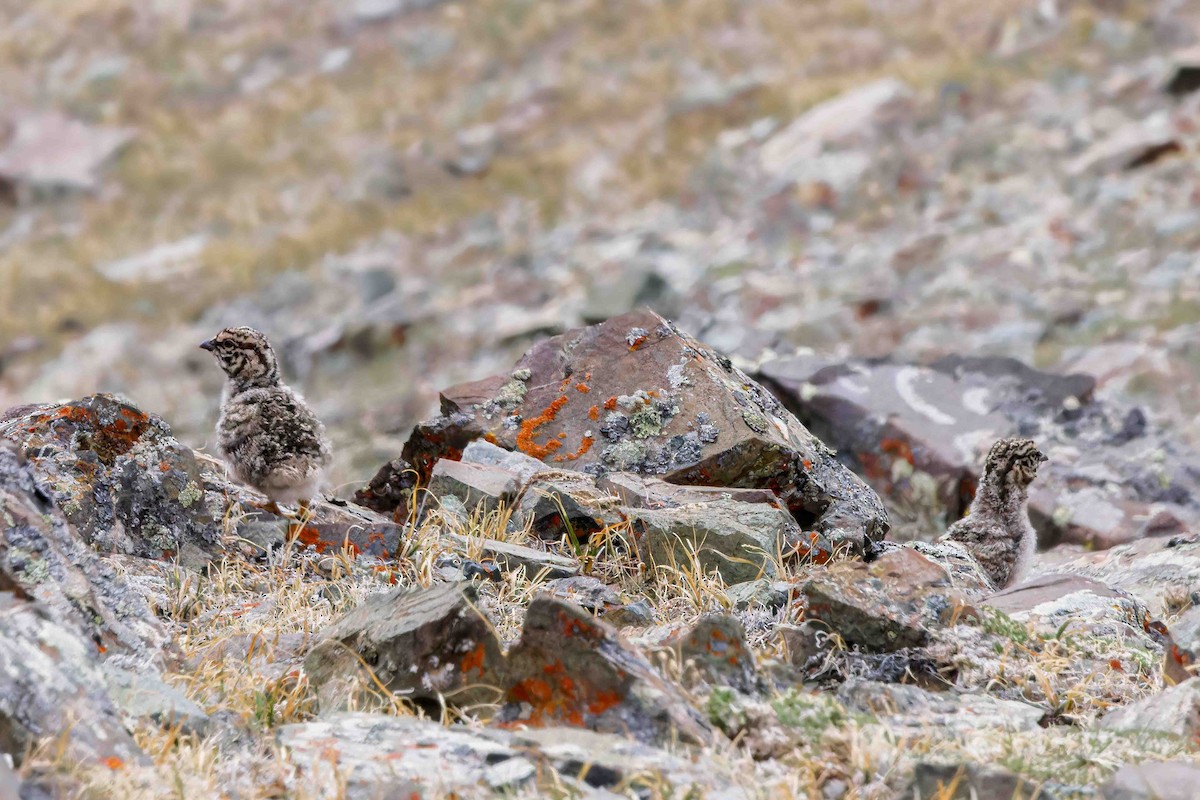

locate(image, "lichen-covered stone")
[[1103, 761, 1200, 800], [1100, 679, 1200, 739], [383, 310, 889, 554], [665, 614, 758, 693], [799, 547, 974, 651], [305, 583, 503, 712], [499, 596, 712, 747], [0, 442, 172, 669], [0, 394, 222, 563], [0, 593, 146, 769]]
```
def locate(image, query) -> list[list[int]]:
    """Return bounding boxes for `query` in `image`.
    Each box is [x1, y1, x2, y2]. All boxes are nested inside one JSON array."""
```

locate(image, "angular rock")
[[0, 111, 134, 196], [540, 576, 652, 626], [1050, 535, 1200, 617], [984, 575, 1154, 648], [279, 714, 741, 799], [909, 763, 1046, 800], [759, 354, 1200, 549], [428, 458, 520, 513], [1067, 115, 1182, 176], [0, 594, 145, 768], [499, 596, 712, 747], [0, 442, 172, 668], [305, 583, 503, 712], [627, 497, 793, 583], [0, 395, 222, 564], [665, 614, 758, 693], [596, 472, 781, 510], [837, 680, 1044, 733], [760, 79, 911, 178], [1166, 604, 1200, 683], [799, 547, 974, 651], [726, 578, 793, 612], [515, 470, 626, 543], [442, 533, 580, 580], [460, 438, 547, 484], [1103, 761, 1200, 800], [103, 666, 210, 736], [389, 310, 888, 554], [1100, 679, 1200, 739]]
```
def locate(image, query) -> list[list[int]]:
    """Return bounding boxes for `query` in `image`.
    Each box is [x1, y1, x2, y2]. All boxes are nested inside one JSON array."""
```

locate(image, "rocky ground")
[[4, 0, 1200, 798], [1, 311, 1200, 799]]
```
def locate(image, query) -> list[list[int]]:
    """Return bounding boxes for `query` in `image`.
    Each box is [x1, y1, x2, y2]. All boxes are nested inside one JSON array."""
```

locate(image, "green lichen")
[[976, 608, 1030, 645], [601, 440, 648, 470], [495, 373, 531, 408], [741, 410, 768, 434], [628, 404, 665, 439], [178, 480, 203, 508]]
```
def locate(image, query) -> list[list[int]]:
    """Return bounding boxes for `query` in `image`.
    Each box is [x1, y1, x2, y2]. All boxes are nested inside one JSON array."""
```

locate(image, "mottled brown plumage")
[[201, 326, 331, 516], [942, 437, 1047, 590]]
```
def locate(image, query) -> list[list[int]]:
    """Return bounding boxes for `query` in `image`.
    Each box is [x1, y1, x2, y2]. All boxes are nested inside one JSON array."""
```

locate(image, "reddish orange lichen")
[[603, 396, 618, 411], [562, 435, 594, 461], [103, 757, 125, 770], [588, 405, 600, 421], [460, 641, 489, 676], [516, 395, 569, 458], [575, 383, 590, 393]]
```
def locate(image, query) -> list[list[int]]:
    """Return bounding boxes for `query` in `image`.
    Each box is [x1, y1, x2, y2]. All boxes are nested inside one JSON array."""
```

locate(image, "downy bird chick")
[[943, 437, 1047, 590], [201, 326, 331, 519]]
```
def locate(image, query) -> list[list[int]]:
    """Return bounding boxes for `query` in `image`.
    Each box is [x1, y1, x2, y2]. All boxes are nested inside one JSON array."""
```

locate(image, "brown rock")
[[665, 614, 758, 693], [799, 548, 973, 651], [305, 583, 504, 712], [379, 310, 888, 554], [499, 596, 712, 747]]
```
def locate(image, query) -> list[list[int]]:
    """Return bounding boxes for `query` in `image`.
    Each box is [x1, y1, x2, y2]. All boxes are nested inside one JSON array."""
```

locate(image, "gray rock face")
[[0, 442, 171, 669], [279, 714, 743, 799], [1166, 604, 1200, 682], [540, 576, 653, 627], [1100, 679, 1200, 739], [0, 594, 145, 768], [799, 547, 974, 651], [103, 666, 210, 736], [759, 354, 1200, 549], [305, 583, 504, 712], [500, 597, 713, 747], [442, 532, 581, 580], [384, 310, 889, 555], [1103, 761, 1200, 800], [428, 458, 521, 513], [1049, 534, 1200, 618], [837, 680, 1044, 733]]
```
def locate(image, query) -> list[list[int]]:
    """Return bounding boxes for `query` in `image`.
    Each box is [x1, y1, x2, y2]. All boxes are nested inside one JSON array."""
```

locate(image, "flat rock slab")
[[1049, 535, 1200, 618], [499, 596, 712, 747], [985, 574, 1151, 643], [279, 714, 745, 799], [799, 547, 972, 651], [759, 354, 1200, 549], [1103, 761, 1200, 800], [379, 309, 888, 554], [1100, 679, 1200, 739], [837, 680, 1044, 733], [442, 532, 581, 580], [305, 583, 503, 712]]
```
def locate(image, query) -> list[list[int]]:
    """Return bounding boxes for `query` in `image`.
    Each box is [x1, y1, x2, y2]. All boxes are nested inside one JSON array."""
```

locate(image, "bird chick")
[[942, 437, 1047, 591], [201, 326, 331, 519]]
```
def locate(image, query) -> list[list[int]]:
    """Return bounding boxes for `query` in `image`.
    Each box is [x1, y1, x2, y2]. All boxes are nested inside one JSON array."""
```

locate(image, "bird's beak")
[[199, 339, 216, 352], [1038, 451, 1048, 463]]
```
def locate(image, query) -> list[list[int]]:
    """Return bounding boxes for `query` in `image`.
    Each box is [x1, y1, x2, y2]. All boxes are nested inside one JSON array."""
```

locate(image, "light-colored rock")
[[1100, 680, 1200, 738], [1103, 761, 1200, 800], [0, 111, 134, 194]]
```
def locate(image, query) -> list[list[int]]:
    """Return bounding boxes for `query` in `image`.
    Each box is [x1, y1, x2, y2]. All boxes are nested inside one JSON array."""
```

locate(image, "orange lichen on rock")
[[575, 383, 590, 393], [564, 434, 594, 461], [516, 395, 569, 458], [102, 757, 125, 770], [603, 396, 618, 411], [880, 437, 915, 465], [460, 640, 489, 677], [628, 334, 648, 350], [588, 405, 600, 421]]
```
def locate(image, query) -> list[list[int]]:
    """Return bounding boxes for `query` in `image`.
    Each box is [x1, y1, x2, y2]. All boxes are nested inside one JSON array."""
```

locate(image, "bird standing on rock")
[[200, 326, 331, 520], [943, 437, 1047, 591]]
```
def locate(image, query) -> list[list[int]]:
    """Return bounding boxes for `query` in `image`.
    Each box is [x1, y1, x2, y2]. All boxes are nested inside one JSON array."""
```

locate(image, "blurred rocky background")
[[4, 0, 1200, 502]]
